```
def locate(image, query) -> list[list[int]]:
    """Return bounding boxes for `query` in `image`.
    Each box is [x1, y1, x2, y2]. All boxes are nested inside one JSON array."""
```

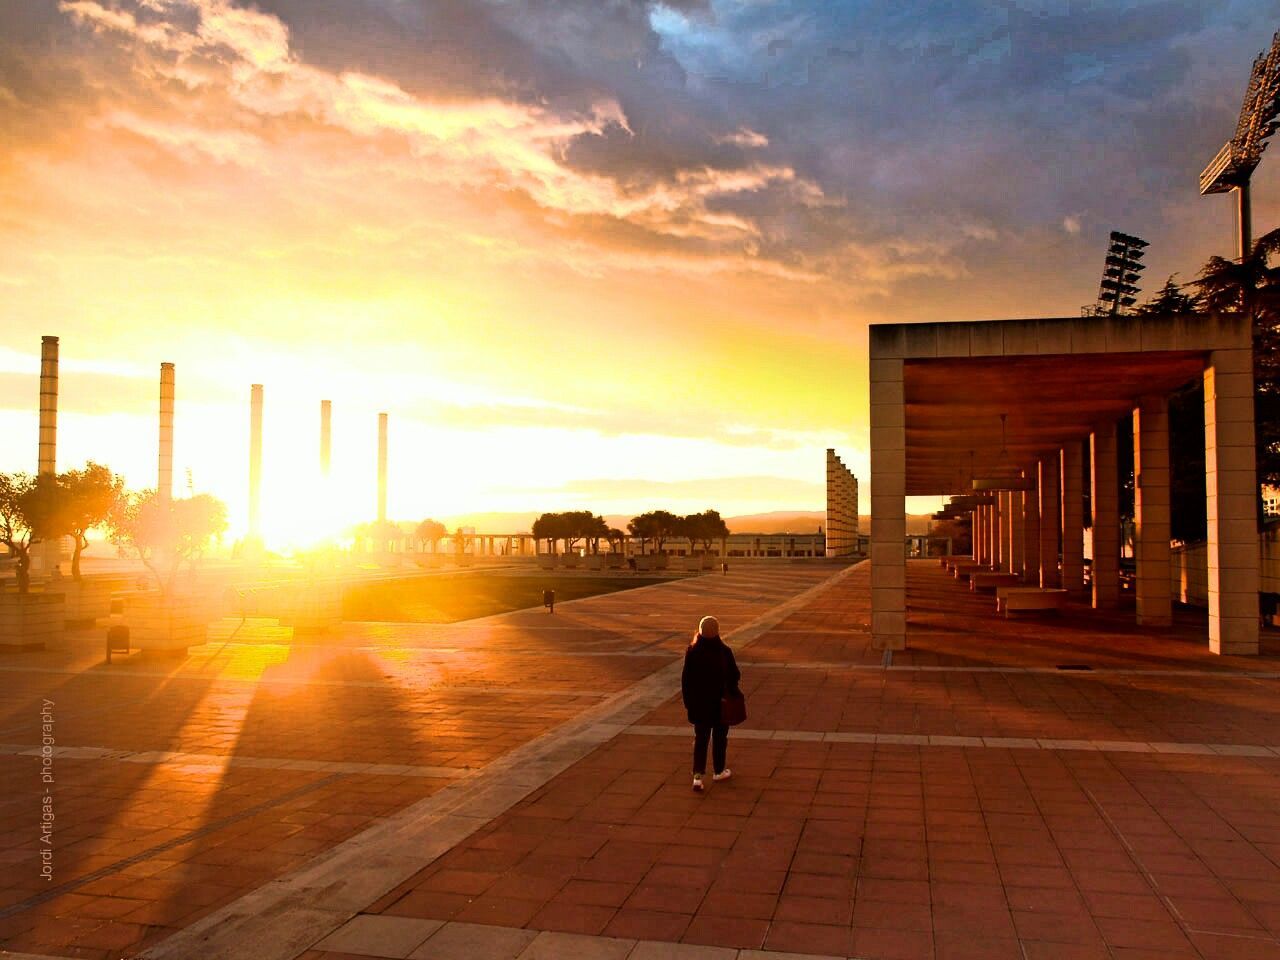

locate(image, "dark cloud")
[[2, 0, 1278, 304]]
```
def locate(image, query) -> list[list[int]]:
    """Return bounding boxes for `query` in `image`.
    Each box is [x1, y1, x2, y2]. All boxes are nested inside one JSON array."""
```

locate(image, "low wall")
[[1171, 528, 1280, 607]]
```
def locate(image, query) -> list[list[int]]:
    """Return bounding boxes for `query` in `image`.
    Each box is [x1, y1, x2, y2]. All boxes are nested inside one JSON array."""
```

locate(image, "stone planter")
[[536, 555, 557, 570], [584, 555, 604, 571], [0, 591, 65, 651], [59, 579, 114, 627], [126, 594, 206, 656], [562, 554, 581, 569], [279, 583, 343, 635]]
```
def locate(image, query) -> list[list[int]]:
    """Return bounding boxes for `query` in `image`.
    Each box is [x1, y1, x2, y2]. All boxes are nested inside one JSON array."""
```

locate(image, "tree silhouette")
[[57, 463, 124, 580], [415, 518, 446, 553], [1133, 274, 1201, 316], [629, 510, 680, 553], [109, 491, 228, 596], [683, 509, 730, 553], [0, 473, 67, 594], [1191, 226, 1280, 489]]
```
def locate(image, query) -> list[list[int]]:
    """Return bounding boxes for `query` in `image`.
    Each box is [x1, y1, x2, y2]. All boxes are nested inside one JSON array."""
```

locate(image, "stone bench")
[[996, 587, 1068, 617], [951, 561, 991, 581], [971, 571, 1021, 592]]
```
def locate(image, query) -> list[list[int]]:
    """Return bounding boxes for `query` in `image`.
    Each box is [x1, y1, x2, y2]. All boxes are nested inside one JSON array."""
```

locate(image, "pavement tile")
[[408, 921, 537, 959], [314, 916, 443, 957]]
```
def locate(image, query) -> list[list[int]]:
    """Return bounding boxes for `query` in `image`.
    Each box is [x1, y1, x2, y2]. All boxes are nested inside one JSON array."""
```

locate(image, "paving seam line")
[[136, 561, 860, 960], [617, 726, 1280, 757]]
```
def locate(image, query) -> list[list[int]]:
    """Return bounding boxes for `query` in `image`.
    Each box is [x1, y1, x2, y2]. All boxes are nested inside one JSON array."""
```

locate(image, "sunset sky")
[[2, 0, 1279, 546]]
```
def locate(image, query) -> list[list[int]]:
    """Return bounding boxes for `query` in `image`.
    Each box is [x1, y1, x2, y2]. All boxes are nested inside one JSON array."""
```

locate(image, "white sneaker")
[[712, 769, 732, 782], [692, 775, 704, 792]]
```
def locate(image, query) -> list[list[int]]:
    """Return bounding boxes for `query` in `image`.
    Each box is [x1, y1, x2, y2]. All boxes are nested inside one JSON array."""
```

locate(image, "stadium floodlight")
[[1088, 230, 1148, 316], [1199, 29, 1280, 259]]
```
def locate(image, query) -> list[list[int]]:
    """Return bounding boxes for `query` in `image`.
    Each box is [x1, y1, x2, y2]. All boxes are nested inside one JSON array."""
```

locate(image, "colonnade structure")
[[825, 448, 860, 557], [869, 313, 1259, 655]]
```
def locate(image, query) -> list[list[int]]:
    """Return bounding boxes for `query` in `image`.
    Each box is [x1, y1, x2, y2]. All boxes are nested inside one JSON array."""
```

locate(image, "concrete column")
[[1039, 458, 1061, 587], [33, 336, 60, 575], [998, 491, 1012, 572], [1061, 441, 1085, 591], [1090, 422, 1120, 608], [1023, 470, 1041, 585], [158, 363, 175, 503], [989, 497, 1000, 569], [1134, 397, 1172, 627], [249, 384, 263, 541], [1205, 350, 1259, 654], [320, 400, 332, 477], [38, 336, 57, 477], [973, 508, 983, 563], [869, 358, 906, 651], [377, 412, 389, 524], [1010, 489, 1025, 579]]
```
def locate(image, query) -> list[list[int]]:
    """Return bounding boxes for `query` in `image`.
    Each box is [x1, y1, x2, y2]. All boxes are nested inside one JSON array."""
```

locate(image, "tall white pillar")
[[249, 384, 263, 541], [1205, 350, 1259, 654], [1090, 422, 1120, 608], [1061, 441, 1085, 591], [1134, 397, 1172, 627], [377, 412, 389, 524], [1039, 458, 1061, 588], [158, 363, 175, 503], [320, 400, 332, 477], [869, 358, 906, 651]]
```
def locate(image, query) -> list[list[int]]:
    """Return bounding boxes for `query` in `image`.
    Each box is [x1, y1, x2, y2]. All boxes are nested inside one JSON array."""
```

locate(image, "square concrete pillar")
[[1039, 458, 1060, 587], [1090, 422, 1121, 608], [1010, 489, 1025, 578], [1205, 350, 1259, 654], [1023, 469, 1041, 585], [870, 358, 906, 651], [998, 491, 1012, 572], [1134, 396, 1172, 627], [973, 507, 985, 564], [988, 499, 998, 568], [1061, 441, 1085, 592]]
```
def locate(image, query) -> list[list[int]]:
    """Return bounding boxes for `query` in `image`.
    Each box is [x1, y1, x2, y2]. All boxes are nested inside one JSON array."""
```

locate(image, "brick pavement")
[[0, 564, 836, 959], [349, 561, 1280, 960]]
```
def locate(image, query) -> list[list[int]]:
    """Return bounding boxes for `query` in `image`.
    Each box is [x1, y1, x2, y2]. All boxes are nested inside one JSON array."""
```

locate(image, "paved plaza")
[[4, 561, 1280, 960]]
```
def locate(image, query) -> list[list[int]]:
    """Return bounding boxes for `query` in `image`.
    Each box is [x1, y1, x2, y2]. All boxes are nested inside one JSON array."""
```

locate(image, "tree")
[[57, 463, 124, 580], [1133, 274, 1201, 316], [629, 510, 680, 553], [452, 527, 471, 555], [1192, 227, 1280, 491], [605, 527, 627, 555], [627, 513, 657, 554], [531, 513, 564, 555], [0, 473, 66, 594], [109, 491, 228, 596], [684, 509, 729, 553], [415, 518, 446, 553]]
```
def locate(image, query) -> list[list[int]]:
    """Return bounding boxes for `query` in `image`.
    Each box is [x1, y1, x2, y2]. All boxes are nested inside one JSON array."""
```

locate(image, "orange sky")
[[2, 1, 1278, 547]]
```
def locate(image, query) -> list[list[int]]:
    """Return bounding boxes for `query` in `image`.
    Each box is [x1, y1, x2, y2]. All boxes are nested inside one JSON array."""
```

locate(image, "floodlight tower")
[[1092, 231, 1148, 316], [1199, 30, 1280, 260]]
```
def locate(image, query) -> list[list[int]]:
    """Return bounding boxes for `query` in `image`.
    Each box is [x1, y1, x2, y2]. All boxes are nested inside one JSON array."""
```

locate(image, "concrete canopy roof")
[[868, 314, 1252, 497]]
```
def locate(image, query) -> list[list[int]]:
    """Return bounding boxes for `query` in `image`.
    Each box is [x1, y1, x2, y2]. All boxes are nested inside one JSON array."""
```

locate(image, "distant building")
[[825, 448, 860, 557], [1264, 485, 1280, 518]]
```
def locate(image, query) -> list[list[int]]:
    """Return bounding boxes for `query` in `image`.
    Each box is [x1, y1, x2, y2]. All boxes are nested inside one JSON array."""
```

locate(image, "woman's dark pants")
[[692, 724, 728, 775]]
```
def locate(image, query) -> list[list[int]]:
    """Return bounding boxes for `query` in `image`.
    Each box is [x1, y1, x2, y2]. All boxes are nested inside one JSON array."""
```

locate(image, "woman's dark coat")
[[681, 635, 741, 726]]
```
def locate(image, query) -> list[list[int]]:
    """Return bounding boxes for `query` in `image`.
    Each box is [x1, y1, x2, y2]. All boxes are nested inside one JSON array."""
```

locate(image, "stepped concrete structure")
[[869, 313, 1259, 655], [824, 447, 860, 557]]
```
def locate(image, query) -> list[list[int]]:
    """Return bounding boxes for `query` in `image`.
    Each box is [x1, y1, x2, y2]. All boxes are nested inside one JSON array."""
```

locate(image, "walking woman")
[[681, 615, 742, 792]]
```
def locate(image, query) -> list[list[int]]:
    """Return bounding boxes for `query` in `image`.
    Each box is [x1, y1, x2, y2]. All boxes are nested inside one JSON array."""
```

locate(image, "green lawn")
[[341, 573, 671, 623]]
